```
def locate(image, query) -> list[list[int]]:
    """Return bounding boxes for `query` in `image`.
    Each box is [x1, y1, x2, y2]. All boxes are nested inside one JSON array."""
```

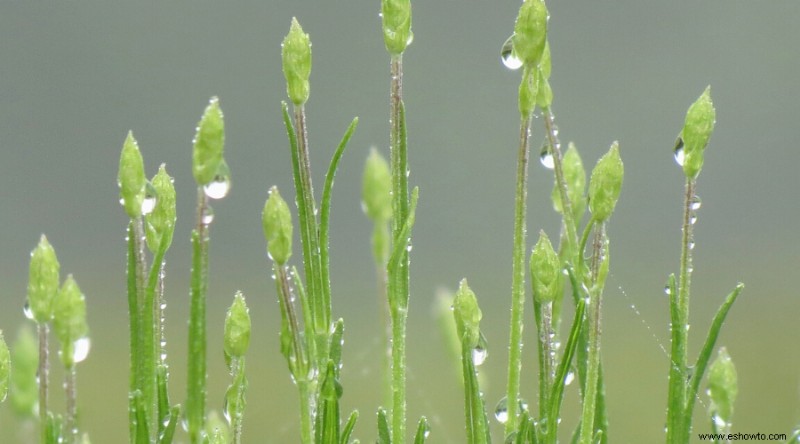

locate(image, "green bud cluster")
[[146, 164, 177, 253], [118, 131, 147, 218], [708, 347, 737, 426], [588, 142, 624, 222], [282, 18, 312, 106], [362, 148, 392, 222], [192, 97, 226, 186], [53, 275, 89, 368], [27, 235, 61, 323], [262, 186, 294, 265], [513, 0, 548, 68], [0, 331, 9, 403], [552, 142, 586, 221], [530, 231, 561, 303], [224, 292, 251, 360], [381, 0, 412, 55], [679, 86, 715, 179], [452, 279, 482, 349], [10, 326, 38, 417]]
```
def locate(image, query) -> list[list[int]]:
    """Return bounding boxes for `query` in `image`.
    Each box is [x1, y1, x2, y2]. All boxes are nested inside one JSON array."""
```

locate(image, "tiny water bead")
[[500, 35, 523, 70], [204, 174, 231, 200], [564, 371, 575, 386], [673, 137, 685, 166], [141, 182, 158, 215], [202, 206, 215, 225], [23, 300, 34, 320], [472, 340, 488, 366], [494, 397, 509, 424], [690, 195, 702, 211], [539, 143, 555, 170]]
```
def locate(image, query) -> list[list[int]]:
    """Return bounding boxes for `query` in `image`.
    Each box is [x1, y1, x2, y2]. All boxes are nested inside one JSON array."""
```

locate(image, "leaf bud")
[[192, 97, 225, 185], [282, 18, 312, 105], [262, 186, 294, 265], [588, 141, 624, 222]]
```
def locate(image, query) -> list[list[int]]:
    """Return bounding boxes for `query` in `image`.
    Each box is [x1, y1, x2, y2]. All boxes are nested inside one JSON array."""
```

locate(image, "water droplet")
[[673, 137, 685, 166], [406, 31, 414, 46], [500, 35, 523, 70], [689, 214, 697, 225], [23, 300, 34, 320], [564, 371, 575, 386], [690, 195, 702, 211], [472, 341, 488, 366], [141, 182, 158, 215], [539, 143, 555, 170], [494, 397, 509, 424], [712, 414, 729, 429], [72, 337, 91, 363], [406, 244, 413, 252], [204, 175, 231, 200], [688, 240, 695, 250], [664, 285, 672, 296], [202, 206, 215, 225]]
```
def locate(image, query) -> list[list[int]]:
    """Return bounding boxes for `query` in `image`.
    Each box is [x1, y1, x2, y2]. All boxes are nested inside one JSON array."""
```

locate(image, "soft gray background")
[[1, 1, 798, 442]]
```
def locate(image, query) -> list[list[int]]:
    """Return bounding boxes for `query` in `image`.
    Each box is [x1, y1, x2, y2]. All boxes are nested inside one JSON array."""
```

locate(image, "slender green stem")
[[276, 264, 309, 384], [229, 357, 247, 444], [579, 224, 605, 444], [64, 364, 77, 444], [505, 114, 532, 437], [37, 322, 49, 444], [666, 178, 695, 444], [373, 221, 392, 406], [186, 187, 210, 444], [542, 108, 578, 261], [298, 379, 313, 444], [126, 222, 140, 443], [388, 53, 411, 444], [534, 300, 555, 422]]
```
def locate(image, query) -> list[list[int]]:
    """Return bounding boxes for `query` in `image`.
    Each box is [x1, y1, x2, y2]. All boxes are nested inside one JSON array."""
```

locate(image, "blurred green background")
[[1, 1, 798, 442]]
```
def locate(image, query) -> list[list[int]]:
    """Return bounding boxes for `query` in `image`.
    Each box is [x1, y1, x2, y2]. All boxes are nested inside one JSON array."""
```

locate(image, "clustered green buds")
[[452, 279, 482, 349], [362, 148, 393, 223], [262, 186, 294, 265], [708, 347, 737, 427], [192, 97, 226, 186], [224, 292, 251, 360], [118, 131, 147, 218], [381, 0, 412, 55], [52, 275, 89, 368], [588, 141, 624, 222], [145, 164, 177, 253], [0, 331, 9, 403], [10, 326, 38, 417], [679, 86, 715, 179], [282, 18, 312, 106], [513, 0, 548, 67], [552, 142, 587, 220], [27, 235, 61, 323], [530, 231, 561, 303]]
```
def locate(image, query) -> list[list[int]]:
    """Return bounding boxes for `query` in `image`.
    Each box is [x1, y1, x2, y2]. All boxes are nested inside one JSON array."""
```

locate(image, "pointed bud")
[[513, 0, 548, 68], [381, 0, 412, 55], [708, 347, 737, 427], [680, 86, 715, 178], [224, 292, 251, 360], [588, 141, 624, 222], [53, 275, 89, 368], [320, 360, 343, 401], [362, 148, 393, 222], [27, 235, 60, 323], [0, 331, 9, 403], [263, 186, 294, 265], [9, 326, 37, 417], [192, 97, 225, 185], [552, 142, 587, 221], [282, 18, 312, 106], [118, 131, 147, 218], [518, 66, 539, 118], [452, 279, 482, 349], [146, 164, 177, 253], [530, 231, 561, 303]]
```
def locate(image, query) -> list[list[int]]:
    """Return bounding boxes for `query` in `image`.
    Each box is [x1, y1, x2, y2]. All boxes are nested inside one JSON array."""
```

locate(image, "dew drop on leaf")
[[500, 35, 523, 70]]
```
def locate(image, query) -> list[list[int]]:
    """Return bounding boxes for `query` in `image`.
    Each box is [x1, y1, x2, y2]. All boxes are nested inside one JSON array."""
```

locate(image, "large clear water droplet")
[[500, 35, 523, 70], [494, 397, 509, 424], [564, 371, 575, 386], [72, 337, 91, 363], [141, 182, 158, 215], [539, 142, 555, 170], [472, 334, 488, 366], [23, 300, 34, 320], [673, 137, 685, 166], [204, 175, 231, 200]]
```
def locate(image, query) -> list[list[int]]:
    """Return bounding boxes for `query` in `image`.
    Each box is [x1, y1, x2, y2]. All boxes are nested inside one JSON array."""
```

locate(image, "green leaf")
[[0, 331, 9, 403], [224, 292, 251, 360], [9, 326, 38, 417], [513, 0, 548, 67], [329, 319, 345, 373], [282, 18, 312, 105], [413, 417, 430, 444], [377, 408, 392, 444], [588, 142, 623, 222], [453, 279, 482, 349], [362, 148, 392, 223], [707, 347, 737, 426], [679, 86, 715, 179], [192, 97, 225, 186], [341, 410, 359, 444]]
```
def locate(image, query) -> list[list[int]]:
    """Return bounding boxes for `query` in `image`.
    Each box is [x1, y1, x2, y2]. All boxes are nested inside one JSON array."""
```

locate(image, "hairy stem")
[[37, 322, 49, 444], [64, 364, 77, 444], [542, 107, 578, 260], [579, 224, 605, 444]]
